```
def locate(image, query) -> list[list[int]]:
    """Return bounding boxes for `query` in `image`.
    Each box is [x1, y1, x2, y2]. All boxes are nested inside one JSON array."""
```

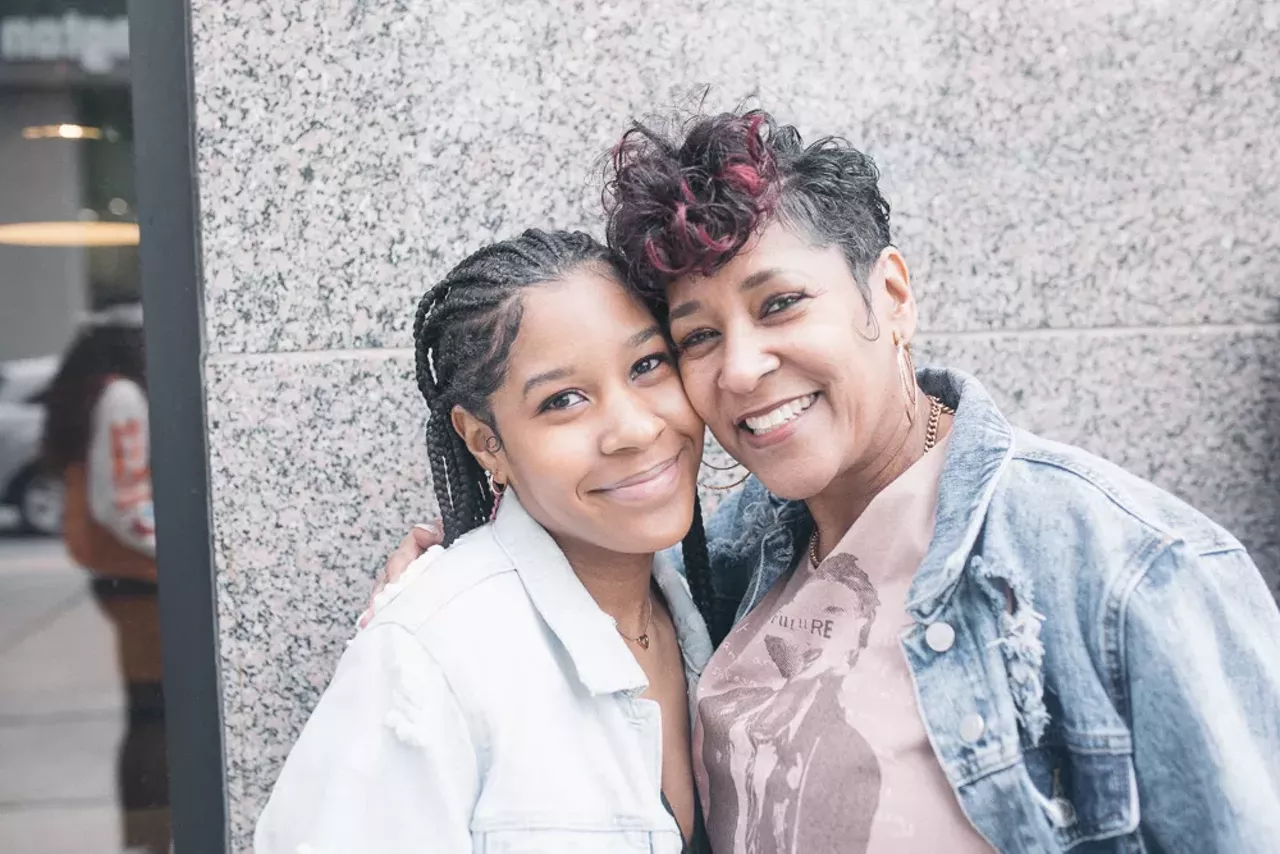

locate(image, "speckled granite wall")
[[190, 0, 1280, 848]]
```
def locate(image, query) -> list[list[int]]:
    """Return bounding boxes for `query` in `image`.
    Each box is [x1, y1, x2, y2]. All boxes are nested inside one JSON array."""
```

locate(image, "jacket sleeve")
[[255, 623, 480, 853], [1124, 543, 1280, 852]]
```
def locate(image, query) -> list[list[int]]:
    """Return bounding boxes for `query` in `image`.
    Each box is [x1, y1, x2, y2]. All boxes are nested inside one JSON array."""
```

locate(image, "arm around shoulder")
[[255, 623, 480, 853], [1123, 543, 1280, 852]]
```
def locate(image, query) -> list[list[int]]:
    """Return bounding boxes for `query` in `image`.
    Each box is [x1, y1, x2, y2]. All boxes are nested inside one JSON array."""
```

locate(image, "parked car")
[[0, 355, 63, 535]]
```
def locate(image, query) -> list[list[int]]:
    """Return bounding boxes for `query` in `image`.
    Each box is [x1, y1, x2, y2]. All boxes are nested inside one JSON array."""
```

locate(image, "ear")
[[451, 405, 503, 476], [876, 246, 918, 344]]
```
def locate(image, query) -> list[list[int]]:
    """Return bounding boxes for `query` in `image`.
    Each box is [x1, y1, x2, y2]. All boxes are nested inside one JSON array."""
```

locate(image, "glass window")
[[1, 2, 171, 852]]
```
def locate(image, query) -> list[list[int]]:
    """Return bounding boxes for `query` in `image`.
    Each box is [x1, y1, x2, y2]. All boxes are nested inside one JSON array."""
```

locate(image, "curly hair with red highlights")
[[604, 109, 892, 313]]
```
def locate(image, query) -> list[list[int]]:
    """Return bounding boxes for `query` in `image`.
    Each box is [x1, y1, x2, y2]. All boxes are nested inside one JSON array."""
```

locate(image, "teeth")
[[744, 394, 817, 434]]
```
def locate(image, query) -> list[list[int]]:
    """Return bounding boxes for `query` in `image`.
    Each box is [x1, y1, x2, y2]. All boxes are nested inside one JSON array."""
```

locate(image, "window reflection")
[[1, 2, 170, 852]]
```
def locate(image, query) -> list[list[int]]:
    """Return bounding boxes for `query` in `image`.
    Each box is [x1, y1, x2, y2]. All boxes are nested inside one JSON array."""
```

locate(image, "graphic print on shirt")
[[89, 379, 156, 555], [698, 553, 882, 854], [109, 417, 154, 540]]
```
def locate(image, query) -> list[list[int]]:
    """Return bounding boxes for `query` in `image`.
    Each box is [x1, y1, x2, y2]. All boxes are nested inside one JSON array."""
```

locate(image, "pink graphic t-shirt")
[[693, 437, 995, 853]]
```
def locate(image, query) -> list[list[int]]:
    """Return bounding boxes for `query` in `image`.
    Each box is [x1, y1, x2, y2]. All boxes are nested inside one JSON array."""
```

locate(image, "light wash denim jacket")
[[690, 367, 1280, 854], [256, 490, 713, 854]]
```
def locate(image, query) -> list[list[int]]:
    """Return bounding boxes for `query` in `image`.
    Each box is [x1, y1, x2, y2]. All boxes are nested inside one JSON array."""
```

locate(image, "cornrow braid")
[[412, 228, 722, 642]]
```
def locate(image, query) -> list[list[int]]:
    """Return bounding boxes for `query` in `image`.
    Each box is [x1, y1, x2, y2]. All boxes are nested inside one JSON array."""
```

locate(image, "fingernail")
[[414, 523, 437, 533]]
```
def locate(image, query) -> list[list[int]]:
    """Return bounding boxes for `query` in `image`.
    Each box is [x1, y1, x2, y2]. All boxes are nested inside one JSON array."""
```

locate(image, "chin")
[[615, 499, 696, 554], [749, 464, 832, 503]]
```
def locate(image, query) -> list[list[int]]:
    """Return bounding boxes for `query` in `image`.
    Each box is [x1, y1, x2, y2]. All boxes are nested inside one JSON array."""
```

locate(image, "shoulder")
[[95, 377, 148, 420], [977, 431, 1267, 719], [997, 429, 1240, 557], [366, 523, 524, 638], [979, 429, 1245, 630], [702, 477, 807, 603]]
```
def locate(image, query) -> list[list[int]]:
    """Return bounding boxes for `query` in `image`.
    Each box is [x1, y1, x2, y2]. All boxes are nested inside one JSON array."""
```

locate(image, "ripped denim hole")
[[972, 554, 1050, 744]]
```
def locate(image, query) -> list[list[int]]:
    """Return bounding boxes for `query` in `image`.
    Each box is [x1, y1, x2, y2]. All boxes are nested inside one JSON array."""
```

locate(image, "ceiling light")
[[0, 221, 140, 247], [22, 124, 105, 140]]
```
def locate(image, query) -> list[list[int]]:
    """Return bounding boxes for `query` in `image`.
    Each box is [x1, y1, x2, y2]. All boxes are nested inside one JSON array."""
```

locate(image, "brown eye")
[[676, 329, 717, 352], [539, 390, 586, 412], [631, 353, 670, 379], [761, 292, 807, 317]]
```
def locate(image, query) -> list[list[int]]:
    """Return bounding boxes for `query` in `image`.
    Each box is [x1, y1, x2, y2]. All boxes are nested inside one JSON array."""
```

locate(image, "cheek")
[[819, 340, 891, 415], [505, 431, 587, 506], [654, 378, 704, 437], [676, 359, 719, 422]]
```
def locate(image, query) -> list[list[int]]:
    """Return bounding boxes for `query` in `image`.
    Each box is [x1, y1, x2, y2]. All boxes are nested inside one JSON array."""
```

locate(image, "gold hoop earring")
[[698, 447, 750, 489], [699, 471, 752, 491], [893, 330, 919, 425]]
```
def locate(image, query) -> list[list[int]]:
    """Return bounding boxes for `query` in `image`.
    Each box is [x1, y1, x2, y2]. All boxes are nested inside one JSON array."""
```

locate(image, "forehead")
[[664, 223, 846, 309], [503, 268, 657, 372]]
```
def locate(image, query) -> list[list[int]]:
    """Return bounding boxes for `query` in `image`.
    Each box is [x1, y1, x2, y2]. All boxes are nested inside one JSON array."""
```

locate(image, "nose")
[[717, 324, 780, 395], [599, 387, 665, 455]]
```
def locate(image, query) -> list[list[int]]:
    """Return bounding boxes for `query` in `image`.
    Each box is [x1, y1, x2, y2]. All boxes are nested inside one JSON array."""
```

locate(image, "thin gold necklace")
[[615, 593, 654, 650], [809, 395, 954, 568]]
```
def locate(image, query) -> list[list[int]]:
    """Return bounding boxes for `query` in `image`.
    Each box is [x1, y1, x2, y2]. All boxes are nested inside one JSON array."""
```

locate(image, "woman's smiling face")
[[665, 222, 917, 501], [455, 265, 705, 557]]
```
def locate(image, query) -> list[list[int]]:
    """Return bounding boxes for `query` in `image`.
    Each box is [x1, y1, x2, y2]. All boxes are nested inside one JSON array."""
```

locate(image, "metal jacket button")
[[925, 621, 956, 652], [959, 713, 986, 743]]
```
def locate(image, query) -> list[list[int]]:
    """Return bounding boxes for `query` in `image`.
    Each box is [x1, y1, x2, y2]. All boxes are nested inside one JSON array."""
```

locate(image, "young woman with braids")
[[256, 229, 714, 853], [369, 109, 1280, 854]]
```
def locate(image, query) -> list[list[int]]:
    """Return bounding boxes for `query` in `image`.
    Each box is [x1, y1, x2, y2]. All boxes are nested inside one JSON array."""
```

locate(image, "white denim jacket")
[[255, 491, 714, 854]]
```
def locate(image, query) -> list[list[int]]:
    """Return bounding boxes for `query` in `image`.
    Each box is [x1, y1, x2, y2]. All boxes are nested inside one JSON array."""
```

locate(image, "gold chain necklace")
[[615, 593, 654, 650], [809, 395, 954, 568]]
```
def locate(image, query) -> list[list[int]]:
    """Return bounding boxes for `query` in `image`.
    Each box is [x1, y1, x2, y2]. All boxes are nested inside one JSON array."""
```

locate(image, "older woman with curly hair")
[[373, 109, 1280, 854]]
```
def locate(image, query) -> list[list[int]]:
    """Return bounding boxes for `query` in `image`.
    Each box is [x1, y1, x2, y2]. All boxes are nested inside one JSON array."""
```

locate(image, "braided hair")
[[413, 229, 722, 641]]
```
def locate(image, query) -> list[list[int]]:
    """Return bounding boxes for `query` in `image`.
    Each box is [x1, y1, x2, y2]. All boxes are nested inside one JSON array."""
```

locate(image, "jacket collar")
[[906, 367, 1016, 618], [491, 491, 710, 695], [652, 551, 713, 678]]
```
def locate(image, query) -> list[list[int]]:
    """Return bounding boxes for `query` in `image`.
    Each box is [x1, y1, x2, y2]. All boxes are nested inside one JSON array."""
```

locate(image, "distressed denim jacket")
[[691, 367, 1280, 853]]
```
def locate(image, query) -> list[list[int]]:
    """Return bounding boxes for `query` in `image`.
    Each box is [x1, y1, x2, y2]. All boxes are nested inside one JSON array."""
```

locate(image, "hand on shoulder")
[[358, 523, 443, 628]]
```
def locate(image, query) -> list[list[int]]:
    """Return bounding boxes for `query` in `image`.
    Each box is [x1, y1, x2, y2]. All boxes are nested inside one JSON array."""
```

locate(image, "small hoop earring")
[[484, 435, 501, 453], [485, 470, 507, 521], [893, 330, 919, 425]]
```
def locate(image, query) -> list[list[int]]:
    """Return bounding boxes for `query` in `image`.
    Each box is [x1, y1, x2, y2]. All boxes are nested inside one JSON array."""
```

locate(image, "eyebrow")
[[627, 324, 662, 347], [522, 367, 571, 399], [741, 268, 785, 292], [667, 268, 787, 323], [668, 300, 700, 322]]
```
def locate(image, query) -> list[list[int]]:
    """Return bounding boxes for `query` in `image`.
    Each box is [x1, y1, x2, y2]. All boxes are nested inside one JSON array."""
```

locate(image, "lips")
[[592, 450, 684, 503], [738, 393, 818, 435]]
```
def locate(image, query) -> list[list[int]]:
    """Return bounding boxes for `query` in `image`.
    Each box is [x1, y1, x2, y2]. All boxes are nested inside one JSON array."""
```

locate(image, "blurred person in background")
[[41, 302, 168, 854]]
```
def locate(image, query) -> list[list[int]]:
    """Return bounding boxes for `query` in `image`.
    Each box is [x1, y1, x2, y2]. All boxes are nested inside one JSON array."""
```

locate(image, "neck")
[[806, 391, 935, 561], [555, 535, 654, 632]]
